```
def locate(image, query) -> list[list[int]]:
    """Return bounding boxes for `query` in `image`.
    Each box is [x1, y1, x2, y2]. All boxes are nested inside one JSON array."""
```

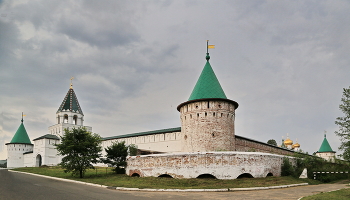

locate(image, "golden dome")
[[293, 143, 300, 148], [284, 138, 293, 146]]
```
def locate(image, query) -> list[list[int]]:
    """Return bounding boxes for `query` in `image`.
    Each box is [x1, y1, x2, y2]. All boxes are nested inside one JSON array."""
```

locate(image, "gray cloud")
[[1, 0, 350, 159]]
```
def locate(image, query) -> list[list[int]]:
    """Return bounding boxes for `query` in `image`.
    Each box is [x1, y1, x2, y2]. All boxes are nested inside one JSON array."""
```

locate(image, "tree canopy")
[[103, 141, 128, 173], [56, 127, 102, 178], [267, 139, 277, 146], [335, 86, 350, 161]]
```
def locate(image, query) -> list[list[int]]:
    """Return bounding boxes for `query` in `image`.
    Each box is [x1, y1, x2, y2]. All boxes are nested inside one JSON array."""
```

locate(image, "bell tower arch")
[[48, 78, 92, 136]]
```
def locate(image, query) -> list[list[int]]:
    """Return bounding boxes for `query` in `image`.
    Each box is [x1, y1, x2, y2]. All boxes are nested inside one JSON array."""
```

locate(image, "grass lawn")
[[12, 166, 320, 189], [301, 188, 350, 200]]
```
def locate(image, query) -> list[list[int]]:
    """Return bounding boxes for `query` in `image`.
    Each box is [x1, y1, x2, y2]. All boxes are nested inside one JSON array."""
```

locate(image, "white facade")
[[33, 137, 61, 166], [102, 130, 182, 156], [316, 152, 336, 162], [49, 123, 92, 136], [6, 143, 33, 168]]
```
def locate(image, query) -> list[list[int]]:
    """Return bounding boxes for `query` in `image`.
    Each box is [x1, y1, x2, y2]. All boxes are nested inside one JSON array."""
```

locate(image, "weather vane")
[[206, 40, 215, 53], [70, 77, 74, 89]]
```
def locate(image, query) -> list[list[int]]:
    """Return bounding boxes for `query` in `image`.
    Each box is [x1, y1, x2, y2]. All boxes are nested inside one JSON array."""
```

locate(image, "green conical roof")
[[318, 134, 335, 153], [10, 120, 32, 144], [188, 54, 227, 101], [57, 88, 83, 115]]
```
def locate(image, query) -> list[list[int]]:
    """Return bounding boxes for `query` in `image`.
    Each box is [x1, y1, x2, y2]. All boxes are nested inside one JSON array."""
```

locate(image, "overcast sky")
[[1, 0, 349, 160]]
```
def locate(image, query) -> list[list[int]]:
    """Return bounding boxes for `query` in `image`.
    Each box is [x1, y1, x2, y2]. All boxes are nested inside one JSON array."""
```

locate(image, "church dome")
[[284, 138, 293, 146], [293, 142, 300, 148]]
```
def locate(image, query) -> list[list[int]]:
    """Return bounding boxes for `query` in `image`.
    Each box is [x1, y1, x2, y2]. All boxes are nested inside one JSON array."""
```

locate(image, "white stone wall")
[[33, 138, 61, 166], [179, 100, 236, 152], [127, 152, 294, 179], [101, 131, 182, 156], [48, 123, 92, 136], [316, 152, 336, 162], [23, 153, 34, 167], [6, 143, 33, 168]]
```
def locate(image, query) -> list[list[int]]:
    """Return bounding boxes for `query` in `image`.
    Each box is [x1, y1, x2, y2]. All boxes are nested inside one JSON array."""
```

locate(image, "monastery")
[[5, 50, 336, 179]]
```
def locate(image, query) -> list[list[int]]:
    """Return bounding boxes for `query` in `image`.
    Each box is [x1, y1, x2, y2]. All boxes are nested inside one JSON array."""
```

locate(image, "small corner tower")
[[177, 44, 239, 152], [5, 114, 34, 168], [316, 134, 336, 162], [48, 78, 92, 136]]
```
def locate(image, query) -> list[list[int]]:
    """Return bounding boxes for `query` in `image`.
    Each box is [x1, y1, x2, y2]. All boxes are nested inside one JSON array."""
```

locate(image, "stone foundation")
[[126, 152, 294, 179]]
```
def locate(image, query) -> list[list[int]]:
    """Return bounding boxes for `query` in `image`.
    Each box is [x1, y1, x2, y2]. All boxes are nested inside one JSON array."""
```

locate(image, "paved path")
[[1, 169, 348, 200]]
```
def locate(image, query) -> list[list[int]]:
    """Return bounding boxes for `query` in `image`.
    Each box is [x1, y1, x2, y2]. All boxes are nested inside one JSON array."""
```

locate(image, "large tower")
[[48, 80, 92, 136], [177, 52, 239, 152], [6, 116, 34, 168]]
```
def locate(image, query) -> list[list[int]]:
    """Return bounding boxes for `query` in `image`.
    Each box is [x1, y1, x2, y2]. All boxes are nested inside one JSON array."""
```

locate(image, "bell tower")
[[48, 78, 92, 136], [177, 50, 239, 152]]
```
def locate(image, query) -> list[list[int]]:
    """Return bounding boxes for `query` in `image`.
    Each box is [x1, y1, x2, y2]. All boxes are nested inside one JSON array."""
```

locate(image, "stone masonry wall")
[[179, 100, 236, 152], [235, 137, 294, 156], [127, 152, 295, 179]]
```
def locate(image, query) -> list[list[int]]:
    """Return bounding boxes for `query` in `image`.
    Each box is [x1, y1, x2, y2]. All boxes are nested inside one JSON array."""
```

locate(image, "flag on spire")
[[206, 40, 215, 53]]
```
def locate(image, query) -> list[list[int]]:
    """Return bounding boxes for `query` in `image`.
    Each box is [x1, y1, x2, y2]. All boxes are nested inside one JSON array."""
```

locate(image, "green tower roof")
[[9, 119, 32, 144], [188, 54, 227, 101], [318, 134, 335, 153], [57, 88, 83, 115]]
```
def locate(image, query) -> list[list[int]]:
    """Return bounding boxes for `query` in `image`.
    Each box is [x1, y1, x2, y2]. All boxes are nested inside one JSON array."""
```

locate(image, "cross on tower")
[[70, 77, 74, 89]]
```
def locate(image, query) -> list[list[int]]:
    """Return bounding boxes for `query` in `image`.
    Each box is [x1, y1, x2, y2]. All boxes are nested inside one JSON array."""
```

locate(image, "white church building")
[[6, 82, 92, 168]]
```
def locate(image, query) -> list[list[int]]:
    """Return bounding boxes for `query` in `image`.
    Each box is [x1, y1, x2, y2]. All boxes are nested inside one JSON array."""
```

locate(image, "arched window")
[[64, 114, 68, 123], [73, 115, 78, 125]]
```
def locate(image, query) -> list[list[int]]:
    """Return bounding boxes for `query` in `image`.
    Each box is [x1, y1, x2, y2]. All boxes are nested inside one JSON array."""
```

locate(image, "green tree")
[[335, 86, 350, 161], [56, 127, 102, 178], [128, 144, 138, 156], [103, 141, 128, 173], [267, 139, 277, 146]]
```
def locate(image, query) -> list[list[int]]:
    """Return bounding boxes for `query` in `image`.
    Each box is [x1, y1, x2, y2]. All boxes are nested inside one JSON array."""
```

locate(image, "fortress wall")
[[235, 137, 294, 156], [126, 152, 295, 179]]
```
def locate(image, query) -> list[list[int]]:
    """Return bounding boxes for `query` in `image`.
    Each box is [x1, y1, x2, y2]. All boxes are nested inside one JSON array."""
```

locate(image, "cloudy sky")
[[1, 0, 349, 160]]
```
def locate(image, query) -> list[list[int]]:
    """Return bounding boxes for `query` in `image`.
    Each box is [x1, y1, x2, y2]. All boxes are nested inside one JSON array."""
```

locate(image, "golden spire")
[[70, 77, 74, 89]]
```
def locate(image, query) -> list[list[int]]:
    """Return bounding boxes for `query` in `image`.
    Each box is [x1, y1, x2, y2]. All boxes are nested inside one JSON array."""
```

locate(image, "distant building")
[[315, 134, 336, 162]]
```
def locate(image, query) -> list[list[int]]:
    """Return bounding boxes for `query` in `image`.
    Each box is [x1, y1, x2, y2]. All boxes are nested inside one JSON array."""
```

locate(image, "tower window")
[[73, 115, 78, 125], [64, 114, 68, 123]]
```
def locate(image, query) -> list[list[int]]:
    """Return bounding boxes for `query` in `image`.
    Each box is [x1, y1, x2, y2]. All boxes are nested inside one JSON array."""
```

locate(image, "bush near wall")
[[282, 154, 350, 183]]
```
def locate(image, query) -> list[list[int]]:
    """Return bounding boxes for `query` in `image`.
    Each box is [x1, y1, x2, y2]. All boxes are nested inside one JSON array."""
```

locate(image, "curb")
[[8, 170, 108, 188], [8, 170, 308, 192]]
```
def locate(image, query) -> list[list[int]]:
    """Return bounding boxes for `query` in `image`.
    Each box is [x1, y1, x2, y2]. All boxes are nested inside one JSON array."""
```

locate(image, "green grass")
[[301, 188, 350, 200], [12, 166, 320, 189]]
